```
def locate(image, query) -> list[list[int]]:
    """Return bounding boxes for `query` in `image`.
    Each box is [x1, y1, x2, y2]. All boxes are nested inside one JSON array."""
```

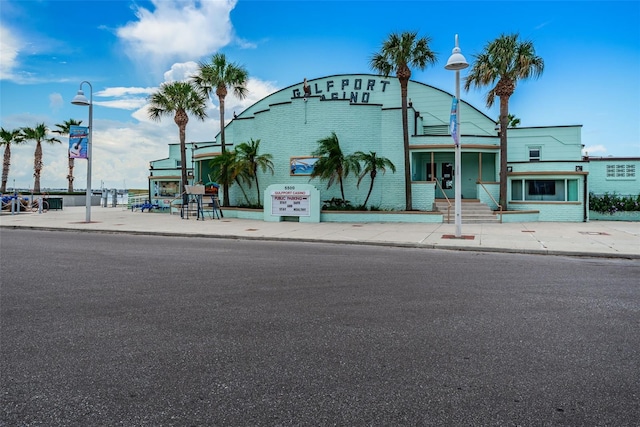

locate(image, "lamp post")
[[71, 81, 93, 223], [445, 34, 469, 238]]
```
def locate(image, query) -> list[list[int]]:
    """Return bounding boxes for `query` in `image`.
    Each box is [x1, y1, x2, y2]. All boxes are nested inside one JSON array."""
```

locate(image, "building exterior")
[[149, 73, 592, 222], [585, 157, 639, 197]]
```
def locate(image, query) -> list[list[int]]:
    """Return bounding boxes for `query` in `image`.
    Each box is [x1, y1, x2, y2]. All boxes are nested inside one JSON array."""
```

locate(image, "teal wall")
[[231, 96, 406, 210], [508, 126, 583, 161], [587, 158, 639, 196]]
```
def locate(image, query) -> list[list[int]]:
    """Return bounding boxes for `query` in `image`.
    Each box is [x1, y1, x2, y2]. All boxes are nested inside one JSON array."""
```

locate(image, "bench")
[[131, 202, 159, 212]]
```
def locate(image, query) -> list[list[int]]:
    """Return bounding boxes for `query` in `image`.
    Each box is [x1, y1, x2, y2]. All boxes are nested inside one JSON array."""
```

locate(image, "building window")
[[606, 164, 635, 178], [511, 179, 579, 202], [528, 147, 541, 162], [528, 180, 555, 196], [152, 180, 180, 197]]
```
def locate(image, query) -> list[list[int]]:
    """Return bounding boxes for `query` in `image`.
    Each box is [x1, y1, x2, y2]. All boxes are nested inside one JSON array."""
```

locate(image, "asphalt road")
[[1, 229, 639, 426]]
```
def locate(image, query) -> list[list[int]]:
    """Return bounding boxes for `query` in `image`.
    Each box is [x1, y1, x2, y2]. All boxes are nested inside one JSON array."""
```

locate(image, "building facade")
[[585, 157, 639, 197], [149, 73, 591, 222]]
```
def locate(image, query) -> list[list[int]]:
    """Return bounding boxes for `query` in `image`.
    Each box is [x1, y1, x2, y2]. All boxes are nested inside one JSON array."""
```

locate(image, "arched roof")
[[236, 73, 496, 136]]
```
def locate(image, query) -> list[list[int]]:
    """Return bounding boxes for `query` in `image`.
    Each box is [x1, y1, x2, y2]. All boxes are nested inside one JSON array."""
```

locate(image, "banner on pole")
[[69, 126, 88, 159], [449, 97, 459, 146]]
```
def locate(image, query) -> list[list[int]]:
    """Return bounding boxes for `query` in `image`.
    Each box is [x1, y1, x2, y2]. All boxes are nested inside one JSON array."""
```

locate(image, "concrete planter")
[[589, 211, 640, 221], [320, 210, 443, 223], [221, 207, 444, 223]]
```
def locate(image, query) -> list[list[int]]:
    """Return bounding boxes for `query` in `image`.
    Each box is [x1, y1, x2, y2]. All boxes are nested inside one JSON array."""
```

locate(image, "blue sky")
[[1, 0, 639, 190]]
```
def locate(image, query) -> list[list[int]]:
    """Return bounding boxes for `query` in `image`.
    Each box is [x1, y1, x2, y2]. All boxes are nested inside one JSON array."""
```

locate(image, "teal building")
[[149, 74, 591, 222], [584, 156, 639, 197]]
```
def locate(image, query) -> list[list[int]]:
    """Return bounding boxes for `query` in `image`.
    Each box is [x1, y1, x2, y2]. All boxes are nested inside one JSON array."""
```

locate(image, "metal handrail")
[[434, 179, 452, 223], [477, 181, 503, 223], [169, 193, 186, 215]]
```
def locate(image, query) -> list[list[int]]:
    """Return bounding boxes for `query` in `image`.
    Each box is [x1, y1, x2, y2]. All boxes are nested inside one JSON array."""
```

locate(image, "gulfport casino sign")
[[292, 77, 392, 104], [271, 189, 311, 217]]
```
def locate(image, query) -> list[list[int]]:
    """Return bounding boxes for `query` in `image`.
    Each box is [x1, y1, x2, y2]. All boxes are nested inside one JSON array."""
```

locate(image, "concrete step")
[[435, 199, 500, 224]]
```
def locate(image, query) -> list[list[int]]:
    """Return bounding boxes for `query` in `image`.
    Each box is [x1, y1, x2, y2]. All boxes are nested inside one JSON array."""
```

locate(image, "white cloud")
[[583, 144, 608, 156], [49, 92, 63, 112], [116, 0, 238, 70], [95, 87, 158, 97], [235, 78, 279, 111], [91, 87, 158, 112], [0, 24, 21, 80], [95, 98, 149, 111], [163, 61, 199, 82]]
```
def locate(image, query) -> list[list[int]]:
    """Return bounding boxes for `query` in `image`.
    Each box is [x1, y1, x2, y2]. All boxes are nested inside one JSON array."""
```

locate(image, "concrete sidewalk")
[[1, 206, 638, 259]]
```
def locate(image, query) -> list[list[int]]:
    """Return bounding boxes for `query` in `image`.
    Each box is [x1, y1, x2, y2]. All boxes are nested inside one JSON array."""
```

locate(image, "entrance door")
[[442, 162, 453, 189]]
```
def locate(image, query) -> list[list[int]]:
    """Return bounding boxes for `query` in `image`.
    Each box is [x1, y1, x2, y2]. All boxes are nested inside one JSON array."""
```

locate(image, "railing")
[[169, 195, 183, 215], [434, 179, 452, 223], [127, 193, 150, 211], [477, 182, 503, 223]]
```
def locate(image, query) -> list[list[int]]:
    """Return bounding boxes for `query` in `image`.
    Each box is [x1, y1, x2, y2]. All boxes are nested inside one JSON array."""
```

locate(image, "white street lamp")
[[445, 34, 469, 238], [71, 81, 93, 223]]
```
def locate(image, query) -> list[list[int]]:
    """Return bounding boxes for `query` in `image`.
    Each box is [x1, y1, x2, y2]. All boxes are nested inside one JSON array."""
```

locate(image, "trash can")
[[47, 197, 63, 210]]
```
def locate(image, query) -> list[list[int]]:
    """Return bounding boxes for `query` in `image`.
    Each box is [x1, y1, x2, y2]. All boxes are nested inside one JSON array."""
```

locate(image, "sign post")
[[264, 184, 320, 222]]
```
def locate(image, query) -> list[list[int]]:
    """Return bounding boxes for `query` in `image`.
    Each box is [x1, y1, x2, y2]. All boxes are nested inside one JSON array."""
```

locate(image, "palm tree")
[[0, 128, 24, 193], [209, 150, 252, 206], [53, 118, 83, 193], [496, 113, 521, 128], [148, 81, 207, 204], [235, 138, 274, 207], [353, 151, 396, 208], [370, 31, 437, 211], [465, 33, 544, 208], [310, 132, 359, 203], [21, 123, 61, 193], [192, 53, 249, 206]]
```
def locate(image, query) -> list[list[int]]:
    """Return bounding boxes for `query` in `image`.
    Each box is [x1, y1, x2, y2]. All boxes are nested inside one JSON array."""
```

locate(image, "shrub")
[[589, 192, 640, 214], [322, 197, 352, 210]]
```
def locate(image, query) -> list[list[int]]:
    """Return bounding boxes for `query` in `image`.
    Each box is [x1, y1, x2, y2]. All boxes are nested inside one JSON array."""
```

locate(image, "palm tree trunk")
[[1, 145, 10, 193], [33, 142, 43, 193], [399, 78, 412, 211], [218, 95, 231, 207], [254, 173, 261, 207], [177, 124, 189, 205], [499, 96, 510, 208], [339, 178, 345, 202], [364, 170, 377, 207], [364, 180, 374, 208], [235, 177, 251, 205], [67, 158, 74, 193], [173, 110, 190, 205]]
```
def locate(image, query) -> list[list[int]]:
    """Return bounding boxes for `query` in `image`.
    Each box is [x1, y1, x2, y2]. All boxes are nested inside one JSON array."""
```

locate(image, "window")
[[152, 181, 179, 197], [606, 164, 636, 178], [511, 179, 579, 202], [512, 180, 523, 200], [528, 180, 555, 196], [528, 147, 541, 162]]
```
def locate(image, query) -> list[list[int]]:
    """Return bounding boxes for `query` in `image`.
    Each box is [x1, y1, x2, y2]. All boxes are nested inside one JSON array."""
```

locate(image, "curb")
[[2, 224, 638, 260]]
